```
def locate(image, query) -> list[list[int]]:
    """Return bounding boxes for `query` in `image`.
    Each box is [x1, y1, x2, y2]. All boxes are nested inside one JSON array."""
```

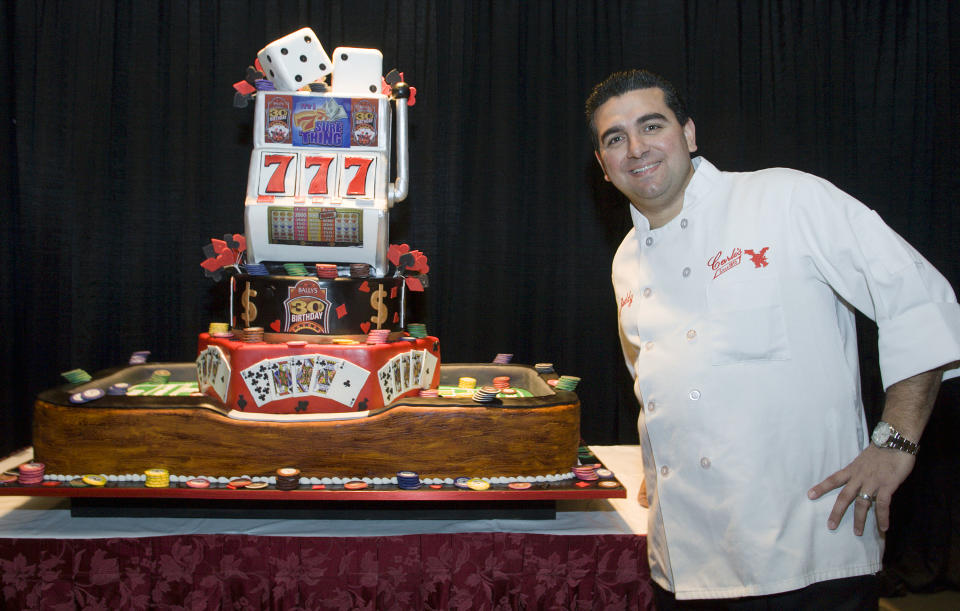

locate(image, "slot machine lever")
[[388, 81, 411, 207]]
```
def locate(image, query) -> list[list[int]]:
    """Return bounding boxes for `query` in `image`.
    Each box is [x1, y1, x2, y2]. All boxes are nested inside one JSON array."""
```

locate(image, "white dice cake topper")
[[331, 47, 384, 95], [257, 27, 332, 91]]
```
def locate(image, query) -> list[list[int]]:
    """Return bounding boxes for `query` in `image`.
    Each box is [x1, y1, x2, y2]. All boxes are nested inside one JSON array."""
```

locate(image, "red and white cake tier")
[[197, 333, 441, 420]]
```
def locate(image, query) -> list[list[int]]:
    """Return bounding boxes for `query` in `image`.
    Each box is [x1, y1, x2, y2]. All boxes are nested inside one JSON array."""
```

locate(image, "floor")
[[879, 589, 960, 610]]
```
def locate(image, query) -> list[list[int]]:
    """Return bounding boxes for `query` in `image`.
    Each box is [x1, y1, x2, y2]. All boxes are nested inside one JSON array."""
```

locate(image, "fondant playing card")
[[420, 350, 438, 389], [378, 360, 397, 405], [240, 361, 275, 407], [312, 357, 338, 395], [196, 345, 230, 401], [411, 350, 424, 388], [325, 359, 369, 407]]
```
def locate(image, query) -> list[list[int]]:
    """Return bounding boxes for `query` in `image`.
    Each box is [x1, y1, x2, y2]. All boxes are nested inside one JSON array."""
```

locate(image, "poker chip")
[[366, 329, 391, 345], [228, 478, 252, 488], [241, 327, 264, 343], [144, 468, 170, 488], [315, 263, 339, 279], [244, 263, 269, 276], [17, 462, 45, 485], [129, 350, 151, 365], [572, 465, 600, 481], [107, 382, 130, 396], [466, 478, 490, 491], [534, 363, 555, 374], [0, 474, 19, 484], [208, 322, 230, 335], [286, 341, 307, 347], [283, 263, 309, 276], [472, 386, 499, 403], [418, 388, 439, 398], [343, 480, 368, 490], [453, 477, 471, 489], [500, 388, 517, 397], [186, 478, 211, 488], [547, 379, 558, 387], [397, 470, 422, 490], [275, 467, 301, 490], [492, 353, 513, 364], [406, 323, 427, 338], [246, 481, 269, 489], [596, 468, 614, 479], [457, 377, 476, 390], [598, 480, 621, 488], [508, 481, 532, 490], [147, 369, 172, 384], [69, 478, 88, 487], [332, 338, 359, 345], [81, 474, 107, 487], [61, 369, 92, 384], [555, 375, 581, 391], [349, 263, 370, 278], [492, 376, 511, 390], [255, 79, 275, 91]]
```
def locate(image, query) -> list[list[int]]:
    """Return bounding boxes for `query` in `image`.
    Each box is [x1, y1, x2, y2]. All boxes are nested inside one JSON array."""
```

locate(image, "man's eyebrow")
[[599, 113, 670, 144]]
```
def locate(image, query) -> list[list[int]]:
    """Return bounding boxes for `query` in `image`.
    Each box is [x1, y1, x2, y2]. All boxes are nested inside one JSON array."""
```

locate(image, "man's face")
[[593, 88, 697, 228]]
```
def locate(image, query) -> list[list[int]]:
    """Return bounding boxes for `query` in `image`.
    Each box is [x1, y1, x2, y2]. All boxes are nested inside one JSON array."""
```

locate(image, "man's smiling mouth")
[[630, 162, 660, 175]]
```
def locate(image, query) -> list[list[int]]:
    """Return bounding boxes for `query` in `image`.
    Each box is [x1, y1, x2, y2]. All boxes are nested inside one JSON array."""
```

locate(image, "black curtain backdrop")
[[2, 0, 959, 592]]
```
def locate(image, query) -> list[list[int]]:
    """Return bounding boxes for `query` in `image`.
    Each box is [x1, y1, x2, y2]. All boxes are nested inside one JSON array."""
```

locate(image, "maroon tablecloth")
[[0, 532, 651, 609]]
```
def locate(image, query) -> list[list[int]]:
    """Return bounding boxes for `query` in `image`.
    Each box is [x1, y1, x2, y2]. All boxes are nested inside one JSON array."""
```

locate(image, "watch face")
[[872, 421, 892, 446]]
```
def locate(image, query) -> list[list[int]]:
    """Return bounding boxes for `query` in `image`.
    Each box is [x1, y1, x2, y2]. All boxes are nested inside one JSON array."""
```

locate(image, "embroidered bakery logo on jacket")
[[708, 247, 770, 278], [619, 290, 634, 316]]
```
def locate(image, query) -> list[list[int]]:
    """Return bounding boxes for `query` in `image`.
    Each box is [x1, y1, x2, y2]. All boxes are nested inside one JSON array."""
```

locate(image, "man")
[[586, 69, 960, 609]]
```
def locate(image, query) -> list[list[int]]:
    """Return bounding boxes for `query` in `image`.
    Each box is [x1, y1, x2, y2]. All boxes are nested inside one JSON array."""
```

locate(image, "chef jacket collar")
[[629, 156, 720, 238]]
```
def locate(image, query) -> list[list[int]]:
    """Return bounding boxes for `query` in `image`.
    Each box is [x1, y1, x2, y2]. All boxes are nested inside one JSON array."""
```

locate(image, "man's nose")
[[627, 135, 647, 158]]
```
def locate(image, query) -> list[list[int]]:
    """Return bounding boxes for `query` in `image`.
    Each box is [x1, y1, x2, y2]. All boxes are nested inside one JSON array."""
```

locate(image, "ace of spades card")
[[419, 349, 439, 389], [325, 359, 370, 408], [240, 360, 276, 407]]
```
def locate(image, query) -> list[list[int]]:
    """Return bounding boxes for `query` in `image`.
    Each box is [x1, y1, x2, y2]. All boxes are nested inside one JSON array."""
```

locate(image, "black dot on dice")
[[299, 55, 307, 62], [269, 70, 275, 78], [304, 36, 312, 43], [266, 55, 272, 63], [369, 85, 377, 92], [295, 75, 302, 82], [341, 53, 348, 60], [319, 63, 327, 71], [281, 47, 288, 55]]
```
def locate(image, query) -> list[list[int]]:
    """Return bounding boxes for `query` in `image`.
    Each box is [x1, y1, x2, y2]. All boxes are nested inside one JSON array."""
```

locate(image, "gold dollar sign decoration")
[[240, 282, 258, 326], [370, 286, 388, 329]]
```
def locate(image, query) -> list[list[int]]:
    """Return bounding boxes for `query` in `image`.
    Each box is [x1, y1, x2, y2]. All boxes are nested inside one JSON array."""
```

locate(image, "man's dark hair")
[[585, 69, 690, 150]]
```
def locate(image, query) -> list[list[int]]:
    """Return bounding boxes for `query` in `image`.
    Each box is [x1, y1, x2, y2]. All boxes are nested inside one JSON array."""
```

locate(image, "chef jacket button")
[[686, 329, 697, 340], [646, 399, 656, 412], [689, 389, 701, 400], [700, 457, 711, 469], [680, 218, 688, 229], [660, 465, 670, 477], [643, 287, 652, 298], [682, 267, 691, 278], [645, 341, 654, 351], [645, 236, 654, 247]]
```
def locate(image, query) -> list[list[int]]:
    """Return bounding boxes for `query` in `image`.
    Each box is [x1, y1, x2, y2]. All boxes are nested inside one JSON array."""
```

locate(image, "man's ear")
[[683, 118, 697, 153], [594, 150, 611, 182]]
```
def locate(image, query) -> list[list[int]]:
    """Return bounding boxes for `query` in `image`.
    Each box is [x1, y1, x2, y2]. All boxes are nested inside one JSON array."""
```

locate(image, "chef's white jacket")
[[612, 157, 960, 599]]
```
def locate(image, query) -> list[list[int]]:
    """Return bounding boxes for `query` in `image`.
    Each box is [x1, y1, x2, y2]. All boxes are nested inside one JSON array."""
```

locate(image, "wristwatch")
[[871, 421, 919, 455]]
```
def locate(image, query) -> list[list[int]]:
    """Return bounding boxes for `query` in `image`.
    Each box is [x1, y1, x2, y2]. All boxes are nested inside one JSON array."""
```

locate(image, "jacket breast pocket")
[[707, 276, 791, 365]]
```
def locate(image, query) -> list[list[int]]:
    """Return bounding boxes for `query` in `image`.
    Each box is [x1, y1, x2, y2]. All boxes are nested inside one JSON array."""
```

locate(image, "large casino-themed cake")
[[27, 29, 588, 491]]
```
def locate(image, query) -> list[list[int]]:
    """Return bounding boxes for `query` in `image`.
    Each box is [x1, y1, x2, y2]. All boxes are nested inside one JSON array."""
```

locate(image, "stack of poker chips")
[[407, 323, 427, 338], [209, 322, 233, 338], [244, 263, 269, 276], [366, 329, 391, 345], [418, 388, 439, 398], [283, 263, 309, 276], [349, 263, 370, 278], [572, 465, 600, 481], [107, 382, 130, 396], [555, 375, 581, 391], [241, 327, 264, 343], [458, 377, 477, 390], [17, 462, 45, 485], [534, 363, 555, 374], [493, 353, 513, 364], [315, 263, 339, 279], [492, 376, 511, 390], [61, 369, 92, 384], [255, 79, 276, 91], [275, 467, 301, 490], [472, 386, 500, 403], [69, 388, 105, 404], [129, 350, 152, 365], [147, 369, 171, 384], [144, 468, 170, 488], [396, 471, 421, 490]]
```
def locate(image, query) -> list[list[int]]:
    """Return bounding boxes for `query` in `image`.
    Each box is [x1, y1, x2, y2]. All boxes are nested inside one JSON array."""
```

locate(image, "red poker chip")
[[228, 478, 252, 488], [343, 480, 368, 490], [42, 480, 62, 487], [186, 478, 211, 489]]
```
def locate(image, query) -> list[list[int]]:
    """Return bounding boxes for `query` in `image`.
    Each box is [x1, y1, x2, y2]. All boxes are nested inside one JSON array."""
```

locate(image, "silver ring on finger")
[[857, 492, 876, 503]]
